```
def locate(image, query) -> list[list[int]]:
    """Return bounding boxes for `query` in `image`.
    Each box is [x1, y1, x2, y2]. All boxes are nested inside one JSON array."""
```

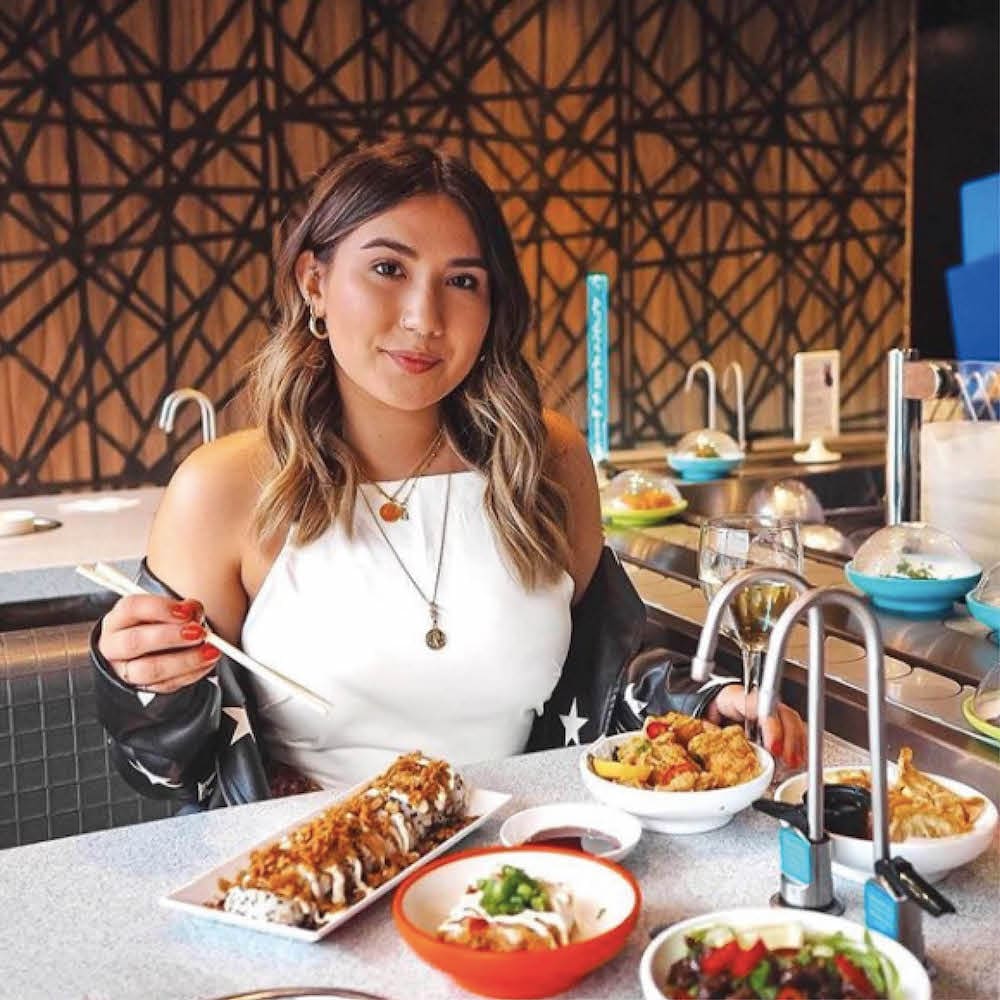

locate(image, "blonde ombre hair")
[[246, 141, 570, 588]]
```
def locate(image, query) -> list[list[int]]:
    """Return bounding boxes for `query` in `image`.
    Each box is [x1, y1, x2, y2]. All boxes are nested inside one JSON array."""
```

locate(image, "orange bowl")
[[392, 845, 641, 999]]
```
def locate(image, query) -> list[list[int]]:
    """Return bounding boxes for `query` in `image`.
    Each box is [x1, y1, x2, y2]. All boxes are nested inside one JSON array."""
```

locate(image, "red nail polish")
[[181, 623, 206, 641], [170, 602, 192, 620], [772, 739, 784, 759], [199, 644, 220, 662]]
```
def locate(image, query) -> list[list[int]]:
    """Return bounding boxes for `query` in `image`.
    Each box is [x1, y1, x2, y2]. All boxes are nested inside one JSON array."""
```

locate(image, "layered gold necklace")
[[359, 474, 452, 650], [367, 427, 445, 523]]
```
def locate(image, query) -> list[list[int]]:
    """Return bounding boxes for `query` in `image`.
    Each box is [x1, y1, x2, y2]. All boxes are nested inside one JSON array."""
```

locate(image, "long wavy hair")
[[246, 140, 571, 588]]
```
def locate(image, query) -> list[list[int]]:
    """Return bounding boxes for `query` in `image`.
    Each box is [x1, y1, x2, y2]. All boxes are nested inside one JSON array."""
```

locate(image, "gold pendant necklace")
[[359, 474, 451, 650], [368, 428, 445, 523], [426, 605, 447, 650], [378, 500, 406, 523]]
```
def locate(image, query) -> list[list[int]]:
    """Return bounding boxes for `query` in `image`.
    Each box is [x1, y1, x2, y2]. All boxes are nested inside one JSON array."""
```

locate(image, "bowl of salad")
[[845, 522, 981, 617], [639, 907, 930, 1000]]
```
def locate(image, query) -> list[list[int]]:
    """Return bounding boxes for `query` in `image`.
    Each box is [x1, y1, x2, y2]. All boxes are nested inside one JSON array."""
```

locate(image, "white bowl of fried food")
[[580, 712, 774, 834], [774, 747, 996, 883]]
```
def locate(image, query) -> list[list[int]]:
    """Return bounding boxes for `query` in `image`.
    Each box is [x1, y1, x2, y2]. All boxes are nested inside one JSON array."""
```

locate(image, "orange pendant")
[[379, 501, 405, 522]]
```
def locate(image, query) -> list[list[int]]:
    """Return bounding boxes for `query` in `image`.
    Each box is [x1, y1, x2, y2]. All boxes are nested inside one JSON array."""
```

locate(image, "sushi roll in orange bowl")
[[392, 845, 641, 998]]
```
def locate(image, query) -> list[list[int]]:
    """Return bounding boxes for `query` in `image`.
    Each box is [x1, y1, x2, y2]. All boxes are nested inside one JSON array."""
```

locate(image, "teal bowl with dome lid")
[[845, 523, 982, 618], [666, 429, 744, 482], [967, 561, 1000, 631], [966, 592, 1000, 631]]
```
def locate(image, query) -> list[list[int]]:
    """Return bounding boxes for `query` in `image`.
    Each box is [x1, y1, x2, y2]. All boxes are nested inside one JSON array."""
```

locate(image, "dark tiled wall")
[[1, 644, 175, 847]]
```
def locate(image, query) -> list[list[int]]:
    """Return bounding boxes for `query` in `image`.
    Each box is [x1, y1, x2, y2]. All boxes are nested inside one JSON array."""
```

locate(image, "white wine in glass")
[[698, 516, 803, 742]]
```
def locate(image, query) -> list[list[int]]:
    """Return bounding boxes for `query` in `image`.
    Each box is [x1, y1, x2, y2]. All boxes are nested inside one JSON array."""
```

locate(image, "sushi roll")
[[222, 886, 312, 926], [216, 751, 469, 929]]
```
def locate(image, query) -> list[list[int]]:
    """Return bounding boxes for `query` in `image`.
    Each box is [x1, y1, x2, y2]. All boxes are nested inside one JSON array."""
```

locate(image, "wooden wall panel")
[[0, 0, 911, 495]]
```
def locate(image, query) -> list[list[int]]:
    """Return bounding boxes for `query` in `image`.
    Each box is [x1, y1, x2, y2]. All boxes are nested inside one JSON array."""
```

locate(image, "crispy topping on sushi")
[[217, 752, 468, 928]]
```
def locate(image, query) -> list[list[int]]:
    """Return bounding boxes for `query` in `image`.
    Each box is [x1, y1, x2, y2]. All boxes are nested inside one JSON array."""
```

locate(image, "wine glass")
[[698, 514, 803, 744]]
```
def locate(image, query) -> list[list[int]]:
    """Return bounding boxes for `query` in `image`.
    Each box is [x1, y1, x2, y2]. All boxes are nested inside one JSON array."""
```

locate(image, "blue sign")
[[864, 879, 900, 940], [779, 825, 812, 885], [586, 273, 610, 462]]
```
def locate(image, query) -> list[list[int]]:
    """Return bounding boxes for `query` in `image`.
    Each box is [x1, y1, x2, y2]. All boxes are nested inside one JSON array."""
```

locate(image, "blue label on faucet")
[[586, 273, 610, 463], [864, 878, 900, 939], [779, 825, 812, 884]]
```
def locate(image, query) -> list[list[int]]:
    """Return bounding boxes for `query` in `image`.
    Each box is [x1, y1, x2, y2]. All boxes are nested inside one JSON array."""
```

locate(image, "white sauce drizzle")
[[438, 879, 576, 948]]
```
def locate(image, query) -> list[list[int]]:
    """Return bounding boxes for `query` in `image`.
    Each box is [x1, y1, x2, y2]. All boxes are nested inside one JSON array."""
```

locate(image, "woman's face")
[[305, 193, 492, 415]]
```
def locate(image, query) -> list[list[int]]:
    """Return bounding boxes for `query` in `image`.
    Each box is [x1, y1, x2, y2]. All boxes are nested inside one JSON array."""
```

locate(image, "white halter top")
[[241, 471, 573, 790]]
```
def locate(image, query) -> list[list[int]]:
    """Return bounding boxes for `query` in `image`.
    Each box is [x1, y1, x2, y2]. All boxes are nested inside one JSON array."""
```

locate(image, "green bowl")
[[603, 499, 688, 527]]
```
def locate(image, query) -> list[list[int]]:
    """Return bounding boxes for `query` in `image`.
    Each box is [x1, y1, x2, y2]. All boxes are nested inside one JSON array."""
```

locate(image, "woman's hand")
[[707, 684, 806, 768], [97, 594, 221, 693]]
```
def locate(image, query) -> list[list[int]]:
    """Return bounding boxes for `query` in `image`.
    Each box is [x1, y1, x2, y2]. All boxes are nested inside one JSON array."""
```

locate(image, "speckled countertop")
[[0, 735, 996, 1000], [0, 487, 161, 601]]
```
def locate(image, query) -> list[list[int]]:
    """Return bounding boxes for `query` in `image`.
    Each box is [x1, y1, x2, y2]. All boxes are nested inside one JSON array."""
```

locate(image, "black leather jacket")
[[91, 546, 735, 808]]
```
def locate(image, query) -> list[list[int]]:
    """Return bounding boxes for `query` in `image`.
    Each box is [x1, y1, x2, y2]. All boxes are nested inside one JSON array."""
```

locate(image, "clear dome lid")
[[967, 562, 1000, 728], [852, 522, 981, 579], [973, 665, 1000, 725], [801, 523, 856, 558], [672, 428, 742, 459], [748, 479, 825, 524], [971, 560, 1000, 605], [603, 469, 683, 512]]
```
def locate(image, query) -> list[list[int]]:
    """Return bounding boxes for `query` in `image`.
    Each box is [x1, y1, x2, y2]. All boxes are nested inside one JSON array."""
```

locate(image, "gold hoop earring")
[[307, 302, 327, 340]]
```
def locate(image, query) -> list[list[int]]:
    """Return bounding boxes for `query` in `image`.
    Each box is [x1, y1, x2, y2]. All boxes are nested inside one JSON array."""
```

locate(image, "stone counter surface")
[[0, 736, 996, 1000], [0, 487, 161, 601]]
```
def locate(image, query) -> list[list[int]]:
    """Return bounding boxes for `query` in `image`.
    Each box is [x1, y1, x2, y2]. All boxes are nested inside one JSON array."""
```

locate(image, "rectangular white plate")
[[160, 786, 511, 943]]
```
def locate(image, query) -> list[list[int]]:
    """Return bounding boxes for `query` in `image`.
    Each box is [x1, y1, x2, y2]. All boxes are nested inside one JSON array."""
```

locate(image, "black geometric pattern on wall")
[[0, 0, 910, 495], [621, 0, 910, 441]]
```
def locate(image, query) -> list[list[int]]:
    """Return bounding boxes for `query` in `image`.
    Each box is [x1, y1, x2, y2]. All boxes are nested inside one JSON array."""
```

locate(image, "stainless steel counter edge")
[[607, 530, 1000, 804], [606, 523, 998, 687]]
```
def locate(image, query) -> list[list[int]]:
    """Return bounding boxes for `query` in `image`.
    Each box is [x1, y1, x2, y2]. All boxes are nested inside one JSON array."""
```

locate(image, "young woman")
[[92, 141, 805, 806]]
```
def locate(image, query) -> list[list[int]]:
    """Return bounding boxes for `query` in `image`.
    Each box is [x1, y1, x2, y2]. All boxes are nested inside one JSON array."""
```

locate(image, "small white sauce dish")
[[498, 802, 642, 863]]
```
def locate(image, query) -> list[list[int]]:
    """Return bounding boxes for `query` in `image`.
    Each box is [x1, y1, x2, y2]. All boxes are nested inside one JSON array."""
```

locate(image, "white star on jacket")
[[128, 755, 183, 789], [222, 706, 255, 745], [623, 682, 649, 718], [559, 698, 589, 746], [197, 773, 216, 801]]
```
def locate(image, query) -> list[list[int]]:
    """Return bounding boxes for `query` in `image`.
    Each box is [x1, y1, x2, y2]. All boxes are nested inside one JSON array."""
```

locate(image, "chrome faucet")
[[689, 566, 810, 684], [684, 360, 717, 430], [758, 586, 891, 852], [158, 388, 217, 444], [757, 587, 876, 914], [722, 361, 746, 451], [758, 587, 953, 960]]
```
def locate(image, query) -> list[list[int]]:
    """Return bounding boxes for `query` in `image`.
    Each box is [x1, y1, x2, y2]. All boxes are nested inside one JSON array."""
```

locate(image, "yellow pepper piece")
[[590, 757, 653, 782]]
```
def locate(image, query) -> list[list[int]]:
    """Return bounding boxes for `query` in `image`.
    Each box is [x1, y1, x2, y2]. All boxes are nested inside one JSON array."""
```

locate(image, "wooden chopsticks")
[[76, 561, 332, 716]]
